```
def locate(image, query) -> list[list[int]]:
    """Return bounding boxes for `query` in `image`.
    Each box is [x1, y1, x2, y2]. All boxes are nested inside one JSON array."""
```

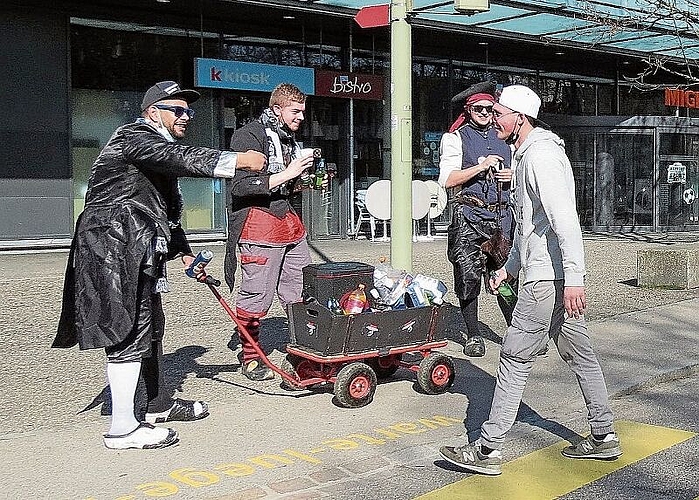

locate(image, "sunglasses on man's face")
[[469, 105, 494, 114], [154, 104, 195, 119], [492, 109, 519, 119]]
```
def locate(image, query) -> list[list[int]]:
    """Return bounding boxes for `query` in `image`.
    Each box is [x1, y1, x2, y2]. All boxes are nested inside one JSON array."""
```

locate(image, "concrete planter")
[[637, 246, 699, 289]]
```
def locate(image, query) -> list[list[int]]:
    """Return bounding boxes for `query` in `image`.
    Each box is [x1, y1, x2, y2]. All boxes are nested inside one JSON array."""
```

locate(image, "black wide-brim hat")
[[451, 81, 497, 104], [141, 81, 200, 111]]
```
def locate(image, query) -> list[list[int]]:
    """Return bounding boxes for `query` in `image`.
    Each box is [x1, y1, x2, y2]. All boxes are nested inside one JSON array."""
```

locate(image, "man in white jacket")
[[440, 85, 621, 476]]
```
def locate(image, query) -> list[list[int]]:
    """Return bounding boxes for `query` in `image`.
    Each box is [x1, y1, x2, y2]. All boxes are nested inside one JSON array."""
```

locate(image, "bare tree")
[[575, 0, 699, 90]]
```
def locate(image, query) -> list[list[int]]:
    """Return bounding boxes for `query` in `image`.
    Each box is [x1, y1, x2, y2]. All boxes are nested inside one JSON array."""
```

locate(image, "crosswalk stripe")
[[416, 420, 696, 500]]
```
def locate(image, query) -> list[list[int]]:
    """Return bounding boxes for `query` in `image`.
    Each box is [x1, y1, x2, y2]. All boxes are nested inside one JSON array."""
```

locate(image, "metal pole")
[[390, 0, 413, 272], [349, 24, 356, 237]]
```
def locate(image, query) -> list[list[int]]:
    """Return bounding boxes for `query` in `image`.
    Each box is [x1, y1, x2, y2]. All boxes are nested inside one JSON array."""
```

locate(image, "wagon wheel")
[[280, 354, 318, 391], [416, 353, 455, 395], [334, 362, 377, 408], [368, 354, 402, 379]]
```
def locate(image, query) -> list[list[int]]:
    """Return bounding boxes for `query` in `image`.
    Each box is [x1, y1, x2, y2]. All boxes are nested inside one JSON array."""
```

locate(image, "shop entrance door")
[[302, 100, 348, 239], [658, 130, 699, 229], [658, 156, 699, 228], [597, 131, 654, 228]]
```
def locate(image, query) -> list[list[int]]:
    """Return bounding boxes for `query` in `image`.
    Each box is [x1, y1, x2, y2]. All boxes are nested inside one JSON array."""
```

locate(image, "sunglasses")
[[154, 104, 195, 119], [492, 109, 519, 119], [470, 105, 493, 114]]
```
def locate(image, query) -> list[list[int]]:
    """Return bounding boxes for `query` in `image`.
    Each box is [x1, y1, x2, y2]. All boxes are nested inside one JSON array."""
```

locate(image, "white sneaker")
[[103, 422, 178, 450]]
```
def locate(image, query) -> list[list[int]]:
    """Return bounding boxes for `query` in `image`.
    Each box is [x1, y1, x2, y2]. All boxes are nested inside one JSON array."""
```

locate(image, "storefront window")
[[553, 128, 655, 228], [659, 132, 699, 156], [619, 86, 667, 115], [71, 23, 217, 91], [597, 83, 615, 115], [600, 131, 654, 227], [556, 131, 595, 225], [71, 21, 224, 231], [658, 132, 699, 227], [71, 88, 142, 220], [351, 52, 389, 74], [223, 42, 342, 69], [355, 100, 384, 188]]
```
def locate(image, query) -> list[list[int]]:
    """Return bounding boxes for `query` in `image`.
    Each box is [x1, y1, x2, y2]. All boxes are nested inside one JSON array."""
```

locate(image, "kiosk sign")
[[667, 162, 687, 184], [194, 58, 314, 94]]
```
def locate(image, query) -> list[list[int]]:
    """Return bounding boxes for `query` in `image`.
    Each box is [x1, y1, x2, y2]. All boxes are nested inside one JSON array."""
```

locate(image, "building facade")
[[2, 0, 698, 248]]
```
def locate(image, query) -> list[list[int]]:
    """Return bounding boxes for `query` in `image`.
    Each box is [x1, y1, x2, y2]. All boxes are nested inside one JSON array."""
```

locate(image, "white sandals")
[[103, 422, 178, 449]]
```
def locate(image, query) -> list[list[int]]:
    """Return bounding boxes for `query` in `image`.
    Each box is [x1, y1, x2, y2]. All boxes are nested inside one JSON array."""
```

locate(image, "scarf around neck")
[[258, 108, 300, 175]]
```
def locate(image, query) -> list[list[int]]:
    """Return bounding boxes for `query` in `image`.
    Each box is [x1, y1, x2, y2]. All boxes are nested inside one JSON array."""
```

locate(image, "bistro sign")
[[315, 70, 384, 100], [664, 88, 699, 109]]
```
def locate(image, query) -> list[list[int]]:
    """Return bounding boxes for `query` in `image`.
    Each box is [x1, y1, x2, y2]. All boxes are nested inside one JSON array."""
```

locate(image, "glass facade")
[[658, 132, 699, 226], [71, 24, 226, 231], [555, 129, 655, 228], [70, 20, 389, 239], [4, 3, 699, 247], [552, 125, 699, 231], [67, 15, 699, 242]]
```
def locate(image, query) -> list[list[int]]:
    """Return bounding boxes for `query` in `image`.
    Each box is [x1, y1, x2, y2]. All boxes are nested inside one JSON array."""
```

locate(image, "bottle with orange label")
[[341, 284, 368, 315]]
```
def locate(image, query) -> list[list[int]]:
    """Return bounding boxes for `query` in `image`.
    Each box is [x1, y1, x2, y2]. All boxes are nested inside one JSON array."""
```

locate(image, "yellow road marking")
[[84, 415, 464, 499], [416, 420, 696, 500]]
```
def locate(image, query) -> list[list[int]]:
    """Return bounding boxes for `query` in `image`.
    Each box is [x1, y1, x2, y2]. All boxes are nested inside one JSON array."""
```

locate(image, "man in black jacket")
[[225, 83, 315, 381], [54, 81, 266, 449]]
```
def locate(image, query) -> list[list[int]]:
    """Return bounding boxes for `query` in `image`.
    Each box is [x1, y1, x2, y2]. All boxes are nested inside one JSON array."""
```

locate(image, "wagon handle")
[[196, 273, 221, 287], [204, 282, 305, 387]]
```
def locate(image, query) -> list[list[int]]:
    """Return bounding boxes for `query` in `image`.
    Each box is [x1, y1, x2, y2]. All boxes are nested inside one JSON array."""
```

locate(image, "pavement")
[[0, 232, 698, 500]]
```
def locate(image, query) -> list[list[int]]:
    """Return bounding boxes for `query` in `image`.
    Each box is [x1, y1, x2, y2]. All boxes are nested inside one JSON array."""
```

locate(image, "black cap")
[[141, 81, 200, 111], [451, 81, 497, 104]]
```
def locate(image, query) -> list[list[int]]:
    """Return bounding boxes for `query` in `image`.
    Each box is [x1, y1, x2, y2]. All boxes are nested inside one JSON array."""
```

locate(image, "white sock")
[[107, 361, 141, 435]]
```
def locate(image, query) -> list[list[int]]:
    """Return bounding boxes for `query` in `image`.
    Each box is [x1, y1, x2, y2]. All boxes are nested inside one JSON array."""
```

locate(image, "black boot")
[[459, 298, 486, 357]]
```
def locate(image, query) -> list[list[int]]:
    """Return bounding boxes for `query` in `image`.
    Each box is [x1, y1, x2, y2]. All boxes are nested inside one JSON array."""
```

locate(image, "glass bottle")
[[490, 271, 517, 306]]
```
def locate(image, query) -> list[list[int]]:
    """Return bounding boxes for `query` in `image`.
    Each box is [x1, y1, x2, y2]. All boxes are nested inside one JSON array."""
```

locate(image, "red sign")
[[354, 4, 390, 29], [665, 88, 699, 109], [315, 70, 384, 101]]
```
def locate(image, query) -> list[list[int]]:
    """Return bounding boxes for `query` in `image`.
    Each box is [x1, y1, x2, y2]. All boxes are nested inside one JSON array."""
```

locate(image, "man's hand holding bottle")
[[269, 154, 314, 190], [488, 269, 517, 306], [488, 268, 507, 293]]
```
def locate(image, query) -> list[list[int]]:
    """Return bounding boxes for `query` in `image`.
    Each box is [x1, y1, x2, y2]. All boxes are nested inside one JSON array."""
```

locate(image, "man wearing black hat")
[[53, 81, 266, 449], [438, 81, 516, 357]]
